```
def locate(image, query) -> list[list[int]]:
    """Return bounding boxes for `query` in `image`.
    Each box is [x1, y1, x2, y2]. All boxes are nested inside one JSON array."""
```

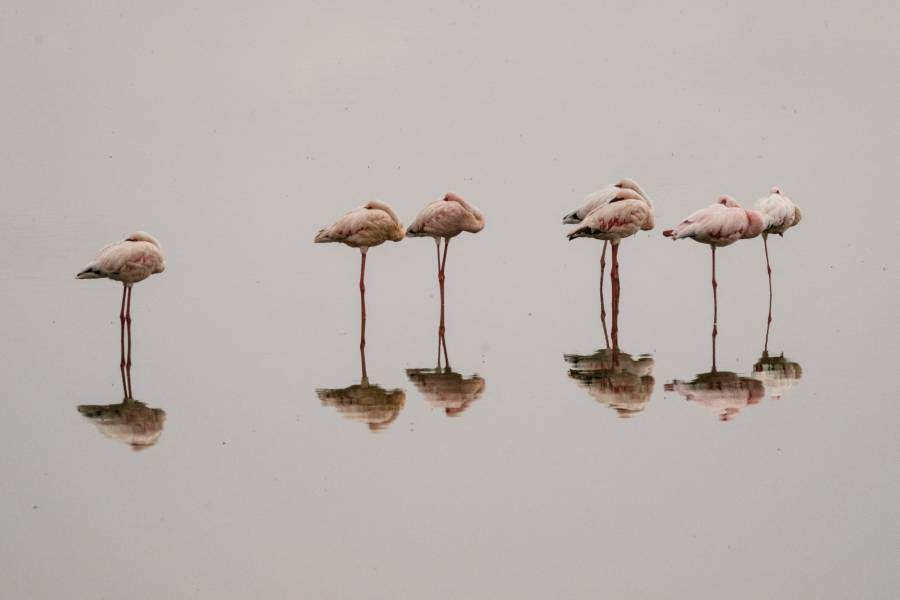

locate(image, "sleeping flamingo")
[[406, 193, 485, 336], [563, 179, 653, 345], [754, 186, 802, 322], [76, 232, 166, 399], [663, 197, 766, 338], [567, 187, 654, 349], [314, 201, 404, 355]]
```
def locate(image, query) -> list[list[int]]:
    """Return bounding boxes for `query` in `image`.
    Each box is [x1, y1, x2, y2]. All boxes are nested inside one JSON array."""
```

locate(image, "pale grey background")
[[1, 1, 898, 599]]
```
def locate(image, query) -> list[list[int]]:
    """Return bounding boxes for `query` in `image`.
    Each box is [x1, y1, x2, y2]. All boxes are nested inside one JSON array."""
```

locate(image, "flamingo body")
[[562, 178, 653, 224], [314, 200, 404, 249], [76, 232, 165, 285], [567, 192, 654, 242], [406, 193, 484, 238], [754, 187, 801, 237], [663, 197, 766, 246]]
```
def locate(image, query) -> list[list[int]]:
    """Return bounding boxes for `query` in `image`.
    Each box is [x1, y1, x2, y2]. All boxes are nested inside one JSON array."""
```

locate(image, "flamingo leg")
[[359, 249, 367, 380], [440, 330, 450, 370], [439, 237, 449, 337], [119, 284, 128, 399], [125, 285, 133, 399], [764, 232, 773, 318], [610, 241, 620, 353], [600, 241, 610, 349], [711, 245, 718, 372]]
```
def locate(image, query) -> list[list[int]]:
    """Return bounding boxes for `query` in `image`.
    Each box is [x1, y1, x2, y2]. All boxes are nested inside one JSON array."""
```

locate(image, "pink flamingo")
[[406, 193, 485, 339], [663, 197, 766, 341], [567, 187, 654, 349], [754, 186, 801, 325], [76, 232, 166, 399], [563, 179, 653, 345], [314, 200, 404, 371]]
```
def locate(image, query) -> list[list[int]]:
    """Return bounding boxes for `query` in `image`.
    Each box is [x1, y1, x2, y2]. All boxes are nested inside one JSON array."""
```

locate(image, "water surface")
[[1, 2, 897, 599]]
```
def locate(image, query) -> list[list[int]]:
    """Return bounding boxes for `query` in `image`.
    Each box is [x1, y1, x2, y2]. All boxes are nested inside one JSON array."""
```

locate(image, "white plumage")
[[754, 187, 801, 236]]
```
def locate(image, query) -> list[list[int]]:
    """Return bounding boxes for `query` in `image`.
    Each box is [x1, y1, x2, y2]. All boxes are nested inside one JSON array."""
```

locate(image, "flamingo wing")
[[570, 198, 651, 239], [316, 205, 402, 247], [563, 186, 618, 224], [754, 193, 800, 233], [79, 240, 165, 282]]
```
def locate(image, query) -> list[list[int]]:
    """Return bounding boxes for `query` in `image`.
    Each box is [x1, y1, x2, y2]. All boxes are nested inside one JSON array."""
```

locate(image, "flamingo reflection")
[[752, 296, 803, 401], [565, 350, 655, 418], [406, 329, 486, 417], [564, 260, 655, 418], [665, 326, 764, 422], [76, 352, 166, 450], [78, 399, 166, 451], [316, 317, 405, 432]]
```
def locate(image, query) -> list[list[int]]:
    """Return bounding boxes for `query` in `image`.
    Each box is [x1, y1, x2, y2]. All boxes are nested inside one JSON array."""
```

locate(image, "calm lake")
[[1, 2, 897, 599]]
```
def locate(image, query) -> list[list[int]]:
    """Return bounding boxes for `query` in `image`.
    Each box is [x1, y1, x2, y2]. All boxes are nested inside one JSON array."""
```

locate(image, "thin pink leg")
[[763, 234, 773, 346], [439, 237, 449, 337], [359, 250, 367, 381], [610, 241, 620, 353], [711, 246, 718, 372], [125, 285, 133, 399], [600, 241, 610, 349], [440, 331, 450, 370], [119, 285, 128, 399]]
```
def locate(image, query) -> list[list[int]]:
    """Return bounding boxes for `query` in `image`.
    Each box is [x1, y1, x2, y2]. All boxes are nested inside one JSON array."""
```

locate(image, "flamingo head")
[[770, 186, 782, 195], [125, 232, 162, 248], [717, 195, 741, 208], [444, 192, 485, 231]]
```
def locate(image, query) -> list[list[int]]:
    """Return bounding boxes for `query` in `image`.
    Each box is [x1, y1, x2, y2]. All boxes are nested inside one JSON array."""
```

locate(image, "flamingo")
[[663, 197, 766, 340], [563, 179, 653, 346], [754, 187, 802, 323], [76, 232, 166, 399], [314, 201, 404, 357], [406, 193, 485, 337], [567, 187, 654, 349]]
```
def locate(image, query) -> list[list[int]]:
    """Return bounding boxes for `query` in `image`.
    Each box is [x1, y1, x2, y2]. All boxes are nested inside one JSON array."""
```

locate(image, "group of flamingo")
[[312, 193, 485, 374], [74, 183, 800, 414], [562, 179, 800, 346]]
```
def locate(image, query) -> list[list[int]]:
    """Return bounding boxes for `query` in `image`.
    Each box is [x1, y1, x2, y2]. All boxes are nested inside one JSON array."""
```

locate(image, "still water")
[[1, 2, 898, 599]]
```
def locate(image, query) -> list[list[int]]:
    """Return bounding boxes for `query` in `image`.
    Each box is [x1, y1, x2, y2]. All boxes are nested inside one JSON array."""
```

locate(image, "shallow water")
[[1, 2, 898, 599]]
